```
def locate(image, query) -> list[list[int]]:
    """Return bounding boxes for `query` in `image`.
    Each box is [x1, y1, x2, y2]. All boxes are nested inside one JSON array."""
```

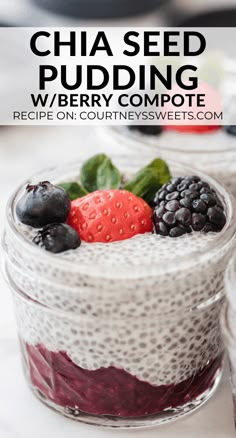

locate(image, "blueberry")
[[33, 223, 81, 253], [16, 181, 71, 228], [192, 213, 206, 231], [192, 199, 207, 214], [175, 208, 192, 226], [225, 125, 236, 136], [129, 125, 162, 136]]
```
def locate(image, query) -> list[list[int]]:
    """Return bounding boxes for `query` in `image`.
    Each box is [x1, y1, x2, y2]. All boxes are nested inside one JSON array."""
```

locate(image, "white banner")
[[1, 27, 236, 125]]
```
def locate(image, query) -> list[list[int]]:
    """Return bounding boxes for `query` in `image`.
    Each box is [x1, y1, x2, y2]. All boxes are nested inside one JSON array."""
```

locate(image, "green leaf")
[[124, 158, 171, 204], [80, 154, 121, 192], [97, 157, 121, 190], [59, 182, 88, 201], [147, 158, 171, 186]]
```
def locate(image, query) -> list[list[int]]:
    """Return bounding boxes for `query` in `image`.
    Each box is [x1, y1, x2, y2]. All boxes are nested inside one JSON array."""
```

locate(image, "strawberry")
[[164, 125, 221, 134], [67, 189, 152, 243]]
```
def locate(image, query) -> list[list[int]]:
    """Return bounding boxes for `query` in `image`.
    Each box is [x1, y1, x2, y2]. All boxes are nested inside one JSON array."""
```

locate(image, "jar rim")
[[4, 157, 236, 279], [225, 252, 236, 311], [220, 302, 236, 351]]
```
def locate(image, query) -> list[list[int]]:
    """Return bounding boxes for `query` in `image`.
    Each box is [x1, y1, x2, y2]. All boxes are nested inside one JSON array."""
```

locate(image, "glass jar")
[[221, 254, 236, 425], [101, 125, 236, 198], [2, 159, 236, 428]]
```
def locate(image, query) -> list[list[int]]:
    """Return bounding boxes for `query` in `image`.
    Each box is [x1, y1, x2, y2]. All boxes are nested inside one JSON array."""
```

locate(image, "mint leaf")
[[80, 154, 121, 192], [97, 157, 121, 190], [124, 158, 171, 204], [147, 158, 171, 186], [124, 168, 159, 204], [59, 182, 88, 200], [81, 154, 106, 192]]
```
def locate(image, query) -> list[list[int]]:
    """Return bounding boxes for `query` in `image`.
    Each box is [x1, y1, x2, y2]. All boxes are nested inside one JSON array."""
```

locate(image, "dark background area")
[[1, 0, 236, 26]]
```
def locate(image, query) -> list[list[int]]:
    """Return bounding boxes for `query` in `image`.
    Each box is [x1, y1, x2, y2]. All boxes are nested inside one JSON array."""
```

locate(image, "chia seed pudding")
[[3, 158, 236, 428]]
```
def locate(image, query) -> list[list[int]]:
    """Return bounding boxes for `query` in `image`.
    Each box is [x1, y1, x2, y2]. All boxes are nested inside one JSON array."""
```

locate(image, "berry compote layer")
[[23, 343, 223, 417], [4, 161, 236, 422]]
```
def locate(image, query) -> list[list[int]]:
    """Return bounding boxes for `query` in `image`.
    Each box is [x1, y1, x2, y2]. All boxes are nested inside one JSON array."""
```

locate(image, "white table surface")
[[0, 125, 235, 438]]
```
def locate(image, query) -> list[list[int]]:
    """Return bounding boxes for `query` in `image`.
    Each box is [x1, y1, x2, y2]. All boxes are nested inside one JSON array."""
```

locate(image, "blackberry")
[[16, 181, 71, 228], [152, 176, 226, 238], [129, 125, 162, 136], [33, 223, 81, 253]]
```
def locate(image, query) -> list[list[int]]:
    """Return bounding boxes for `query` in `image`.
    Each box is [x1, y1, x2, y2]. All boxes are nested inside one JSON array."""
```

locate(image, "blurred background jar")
[[169, 0, 236, 26], [100, 123, 236, 198], [31, 0, 166, 25], [1, 1, 236, 28], [0, 0, 168, 26]]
